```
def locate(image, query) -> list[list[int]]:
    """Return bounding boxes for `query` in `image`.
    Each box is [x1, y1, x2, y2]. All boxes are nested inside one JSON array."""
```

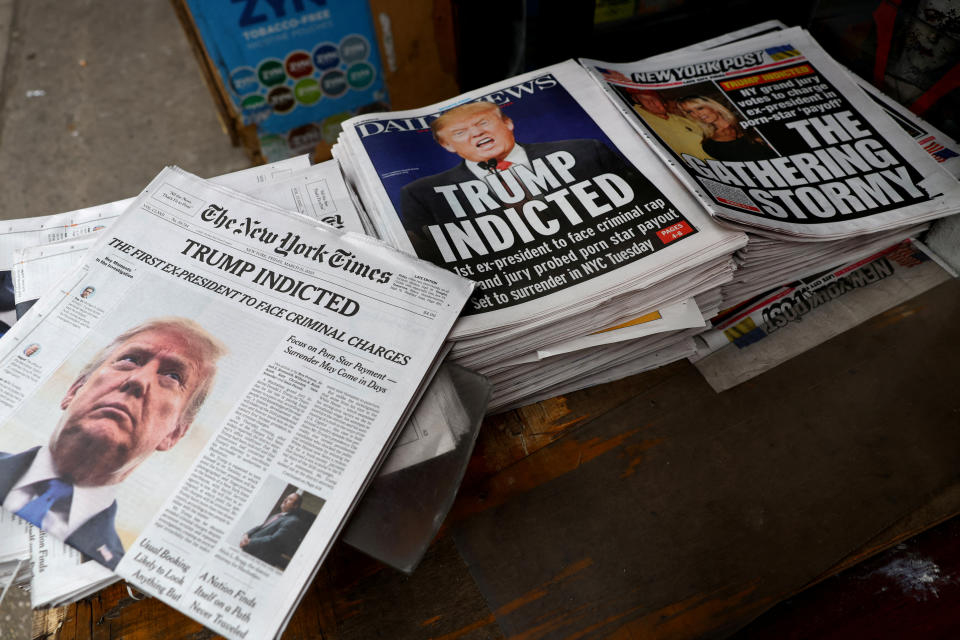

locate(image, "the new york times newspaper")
[[337, 60, 745, 337], [581, 28, 960, 239], [0, 167, 472, 640], [0, 157, 312, 325]]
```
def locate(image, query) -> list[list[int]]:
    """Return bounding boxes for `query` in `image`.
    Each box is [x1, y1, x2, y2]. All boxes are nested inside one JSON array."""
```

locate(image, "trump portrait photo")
[[0, 317, 227, 568]]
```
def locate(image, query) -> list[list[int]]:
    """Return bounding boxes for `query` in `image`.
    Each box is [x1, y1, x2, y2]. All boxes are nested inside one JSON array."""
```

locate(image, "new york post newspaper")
[[582, 27, 960, 240]]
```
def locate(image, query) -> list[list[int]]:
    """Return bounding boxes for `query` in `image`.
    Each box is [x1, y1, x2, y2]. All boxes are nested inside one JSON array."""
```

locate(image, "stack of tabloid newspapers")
[[334, 23, 959, 412], [580, 22, 960, 311], [0, 159, 475, 638], [334, 59, 749, 411]]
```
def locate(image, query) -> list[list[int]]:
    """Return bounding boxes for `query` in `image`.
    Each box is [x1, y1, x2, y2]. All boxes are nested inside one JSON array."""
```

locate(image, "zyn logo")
[[232, 0, 329, 27]]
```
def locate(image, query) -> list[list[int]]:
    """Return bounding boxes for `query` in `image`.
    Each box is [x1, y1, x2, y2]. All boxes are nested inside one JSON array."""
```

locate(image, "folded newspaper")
[[0, 166, 473, 639], [334, 59, 747, 405], [692, 239, 950, 391], [581, 23, 959, 316], [1, 158, 319, 609], [580, 27, 960, 241]]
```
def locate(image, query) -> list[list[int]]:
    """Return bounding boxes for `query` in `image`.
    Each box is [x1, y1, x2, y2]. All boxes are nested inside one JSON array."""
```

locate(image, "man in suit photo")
[[399, 100, 636, 263], [0, 317, 227, 569], [239, 491, 311, 570]]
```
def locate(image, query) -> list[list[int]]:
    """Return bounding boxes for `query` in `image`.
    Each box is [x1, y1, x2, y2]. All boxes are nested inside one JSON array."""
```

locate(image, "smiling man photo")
[[0, 317, 227, 568]]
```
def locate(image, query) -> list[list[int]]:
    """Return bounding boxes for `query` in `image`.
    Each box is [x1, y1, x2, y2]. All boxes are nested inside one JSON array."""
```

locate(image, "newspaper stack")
[[692, 238, 953, 392], [333, 59, 747, 409], [6, 158, 374, 317], [718, 25, 960, 307], [0, 514, 31, 640], [581, 24, 960, 311], [0, 157, 311, 609], [0, 165, 474, 640], [3, 158, 486, 613]]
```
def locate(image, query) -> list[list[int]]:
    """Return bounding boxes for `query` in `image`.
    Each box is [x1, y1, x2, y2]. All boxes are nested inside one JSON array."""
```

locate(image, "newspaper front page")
[[0, 167, 472, 639], [653, 20, 960, 180], [3, 159, 327, 608], [581, 28, 960, 239], [12, 161, 362, 319], [337, 59, 746, 338], [0, 158, 311, 326]]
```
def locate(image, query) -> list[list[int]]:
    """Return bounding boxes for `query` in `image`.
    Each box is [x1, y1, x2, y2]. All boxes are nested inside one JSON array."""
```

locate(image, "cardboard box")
[[172, 0, 459, 163]]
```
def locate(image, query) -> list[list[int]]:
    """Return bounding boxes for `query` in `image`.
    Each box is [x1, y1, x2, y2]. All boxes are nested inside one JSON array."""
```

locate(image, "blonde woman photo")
[[678, 95, 776, 161]]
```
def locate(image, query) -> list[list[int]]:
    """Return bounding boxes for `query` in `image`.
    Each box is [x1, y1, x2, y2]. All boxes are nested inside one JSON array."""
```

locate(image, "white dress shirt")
[[3, 447, 117, 539], [465, 144, 531, 179]]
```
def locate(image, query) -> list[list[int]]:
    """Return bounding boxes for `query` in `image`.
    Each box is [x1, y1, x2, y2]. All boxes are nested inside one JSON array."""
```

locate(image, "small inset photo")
[[22, 343, 40, 357], [234, 477, 323, 571], [80, 285, 96, 300]]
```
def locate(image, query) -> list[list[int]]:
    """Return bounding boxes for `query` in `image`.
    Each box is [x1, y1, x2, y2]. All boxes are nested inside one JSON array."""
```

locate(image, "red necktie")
[[495, 160, 513, 170]]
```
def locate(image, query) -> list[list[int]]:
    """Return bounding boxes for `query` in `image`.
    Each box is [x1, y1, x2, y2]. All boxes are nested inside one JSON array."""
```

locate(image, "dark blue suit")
[[0, 447, 125, 570], [399, 139, 635, 264], [242, 509, 310, 570]]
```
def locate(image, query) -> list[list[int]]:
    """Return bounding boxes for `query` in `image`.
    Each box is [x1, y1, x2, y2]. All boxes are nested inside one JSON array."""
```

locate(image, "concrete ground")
[[0, 0, 250, 222]]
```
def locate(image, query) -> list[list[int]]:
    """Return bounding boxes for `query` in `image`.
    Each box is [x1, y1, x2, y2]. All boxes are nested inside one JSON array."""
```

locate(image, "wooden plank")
[[32, 607, 67, 640], [32, 279, 960, 639], [733, 511, 960, 639], [457, 361, 689, 495], [451, 279, 960, 639], [811, 481, 960, 584], [320, 537, 501, 640]]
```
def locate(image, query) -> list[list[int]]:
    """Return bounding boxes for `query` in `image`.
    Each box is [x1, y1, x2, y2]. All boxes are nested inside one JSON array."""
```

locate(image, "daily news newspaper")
[[0, 167, 472, 639], [335, 59, 746, 339], [581, 27, 960, 239]]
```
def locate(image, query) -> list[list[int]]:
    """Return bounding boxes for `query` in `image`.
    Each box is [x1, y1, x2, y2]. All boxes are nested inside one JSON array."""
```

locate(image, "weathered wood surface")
[[734, 500, 960, 639], [34, 279, 960, 639]]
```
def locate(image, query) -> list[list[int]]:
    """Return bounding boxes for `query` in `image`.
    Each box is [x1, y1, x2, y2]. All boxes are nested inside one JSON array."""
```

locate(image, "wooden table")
[[36, 278, 960, 639]]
